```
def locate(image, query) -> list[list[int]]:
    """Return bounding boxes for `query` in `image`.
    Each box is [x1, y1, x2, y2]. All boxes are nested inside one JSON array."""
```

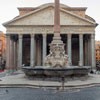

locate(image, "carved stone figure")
[[45, 41, 69, 68]]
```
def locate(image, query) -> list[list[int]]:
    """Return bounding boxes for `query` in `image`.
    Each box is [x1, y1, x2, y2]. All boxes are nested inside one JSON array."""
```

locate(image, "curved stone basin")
[[22, 66, 91, 77]]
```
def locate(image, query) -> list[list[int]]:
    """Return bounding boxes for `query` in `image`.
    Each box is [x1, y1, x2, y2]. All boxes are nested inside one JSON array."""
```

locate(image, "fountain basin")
[[22, 66, 91, 77]]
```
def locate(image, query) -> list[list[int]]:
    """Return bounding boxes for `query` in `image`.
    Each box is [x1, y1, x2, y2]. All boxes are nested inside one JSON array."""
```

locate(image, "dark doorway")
[[72, 34, 79, 66], [22, 35, 30, 66]]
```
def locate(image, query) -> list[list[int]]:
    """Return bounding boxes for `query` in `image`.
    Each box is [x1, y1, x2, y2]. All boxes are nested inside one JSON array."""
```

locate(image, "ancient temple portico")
[[3, 3, 97, 70]]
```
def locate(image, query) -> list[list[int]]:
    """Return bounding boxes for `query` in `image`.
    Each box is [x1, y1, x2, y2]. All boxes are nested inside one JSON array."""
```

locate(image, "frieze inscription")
[[6, 26, 95, 34]]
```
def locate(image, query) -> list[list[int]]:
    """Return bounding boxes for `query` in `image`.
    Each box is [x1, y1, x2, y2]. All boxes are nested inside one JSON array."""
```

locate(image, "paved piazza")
[[0, 86, 100, 100]]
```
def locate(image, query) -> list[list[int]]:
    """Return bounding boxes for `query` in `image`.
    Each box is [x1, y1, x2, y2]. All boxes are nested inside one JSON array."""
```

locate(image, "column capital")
[[43, 34, 47, 37], [18, 34, 23, 39], [6, 34, 10, 36], [68, 34, 72, 39], [91, 34, 95, 39], [6, 34, 10, 39], [79, 34, 83, 39], [31, 34, 35, 37]]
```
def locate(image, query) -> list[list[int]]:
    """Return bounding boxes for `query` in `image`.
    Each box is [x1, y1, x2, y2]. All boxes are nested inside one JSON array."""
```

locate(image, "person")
[[1, 59, 6, 70]]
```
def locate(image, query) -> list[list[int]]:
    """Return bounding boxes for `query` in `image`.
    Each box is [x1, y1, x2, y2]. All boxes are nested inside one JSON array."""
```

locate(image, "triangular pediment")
[[3, 5, 96, 26]]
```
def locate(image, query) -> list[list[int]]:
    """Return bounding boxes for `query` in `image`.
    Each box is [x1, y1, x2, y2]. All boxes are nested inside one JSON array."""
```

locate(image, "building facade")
[[95, 41, 100, 69], [3, 3, 97, 70], [0, 31, 6, 69], [0, 31, 6, 58]]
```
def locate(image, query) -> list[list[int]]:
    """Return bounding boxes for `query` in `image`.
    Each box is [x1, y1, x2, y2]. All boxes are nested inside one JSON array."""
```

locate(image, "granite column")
[[67, 34, 72, 65], [42, 34, 47, 65], [18, 34, 23, 68], [91, 34, 96, 69], [79, 34, 83, 66], [30, 34, 35, 67]]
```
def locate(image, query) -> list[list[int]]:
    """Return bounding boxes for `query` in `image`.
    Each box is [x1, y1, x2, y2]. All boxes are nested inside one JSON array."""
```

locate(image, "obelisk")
[[52, 0, 63, 43], [44, 0, 68, 67], [54, 0, 60, 36]]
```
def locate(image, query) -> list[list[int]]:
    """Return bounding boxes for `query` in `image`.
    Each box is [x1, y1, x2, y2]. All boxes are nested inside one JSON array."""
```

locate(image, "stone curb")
[[0, 83, 100, 90], [0, 71, 100, 90]]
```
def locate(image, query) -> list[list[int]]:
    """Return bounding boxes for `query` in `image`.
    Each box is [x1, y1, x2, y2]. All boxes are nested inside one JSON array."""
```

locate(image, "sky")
[[0, 0, 100, 40]]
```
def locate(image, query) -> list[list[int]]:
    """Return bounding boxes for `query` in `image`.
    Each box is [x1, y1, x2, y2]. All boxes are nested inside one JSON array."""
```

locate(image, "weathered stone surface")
[[4, 3, 96, 34], [6, 26, 95, 34], [22, 66, 90, 77], [44, 41, 69, 68], [5, 7, 94, 26]]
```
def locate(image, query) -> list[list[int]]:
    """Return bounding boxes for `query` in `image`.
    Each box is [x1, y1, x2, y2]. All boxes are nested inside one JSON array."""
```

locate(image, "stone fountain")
[[22, 0, 90, 78]]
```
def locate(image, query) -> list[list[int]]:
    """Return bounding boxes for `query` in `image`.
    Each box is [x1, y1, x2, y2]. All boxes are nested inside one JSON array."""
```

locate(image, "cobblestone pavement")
[[0, 86, 100, 100]]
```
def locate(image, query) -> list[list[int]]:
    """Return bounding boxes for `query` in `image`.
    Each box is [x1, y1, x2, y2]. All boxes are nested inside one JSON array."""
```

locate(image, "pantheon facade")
[[3, 3, 97, 70]]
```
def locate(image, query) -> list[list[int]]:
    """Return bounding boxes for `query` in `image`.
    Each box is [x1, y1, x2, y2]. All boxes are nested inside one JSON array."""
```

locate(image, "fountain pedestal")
[[45, 35, 69, 68]]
